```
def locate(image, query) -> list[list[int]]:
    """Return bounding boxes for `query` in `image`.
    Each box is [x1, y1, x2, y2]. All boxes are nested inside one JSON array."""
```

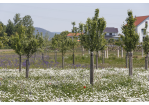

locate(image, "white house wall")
[[68, 36, 79, 40], [106, 33, 118, 36], [137, 17, 149, 42], [115, 33, 118, 36]]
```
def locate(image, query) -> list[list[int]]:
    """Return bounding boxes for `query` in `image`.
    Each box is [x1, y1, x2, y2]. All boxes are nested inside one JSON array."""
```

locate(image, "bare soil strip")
[[0, 49, 14, 52]]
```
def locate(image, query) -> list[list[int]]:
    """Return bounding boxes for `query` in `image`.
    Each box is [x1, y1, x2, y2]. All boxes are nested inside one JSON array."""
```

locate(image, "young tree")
[[13, 13, 22, 34], [143, 21, 148, 35], [143, 22, 149, 70], [0, 21, 7, 37], [79, 8, 107, 85], [78, 23, 85, 56], [115, 37, 124, 58], [13, 13, 21, 26], [86, 17, 97, 86], [71, 22, 75, 33], [79, 24, 90, 55], [94, 16, 107, 69], [22, 31, 44, 78], [100, 34, 107, 64], [143, 35, 149, 70], [56, 31, 70, 69], [70, 22, 80, 65], [35, 31, 50, 62], [6, 19, 14, 48], [9, 25, 26, 72], [22, 15, 35, 38], [6, 19, 14, 37], [121, 10, 139, 76], [0, 24, 9, 49], [42, 32, 51, 60], [51, 34, 60, 63]]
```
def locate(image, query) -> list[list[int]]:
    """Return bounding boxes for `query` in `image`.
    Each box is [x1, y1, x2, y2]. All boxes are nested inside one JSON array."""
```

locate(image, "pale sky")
[[0, 1, 149, 34]]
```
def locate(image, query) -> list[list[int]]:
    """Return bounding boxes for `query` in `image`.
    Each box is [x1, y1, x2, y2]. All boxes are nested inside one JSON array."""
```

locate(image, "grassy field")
[[0, 48, 147, 69], [0, 48, 149, 102]]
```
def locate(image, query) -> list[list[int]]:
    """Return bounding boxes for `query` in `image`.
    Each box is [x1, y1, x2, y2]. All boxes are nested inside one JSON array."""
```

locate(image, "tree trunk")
[[82, 46, 84, 56], [89, 49, 90, 54], [107, 47, 108, 58], [104, 50, 107, 58], [55, 50, 57, 63], [102, 50, 104, 64], [129, 52, 133, 76], [62, 52, 64, 69], [145, 53, 148, 70], [132, 51, 133, 70], [96, 51, 98, 69], [26, 57, 29, 78], [90, 52, 94, 86], [142, 46, 143, 57], [126, 52, 128, 68], [42, 53, 44, 62], [34, 52, 36, 61], [98, 51, 100, 57], [73, 48, 75, 65], [117, 47, 119, 58], [147, 53, 148, 70], [19, 55, 21, 72], [121, 47, 123, 58]]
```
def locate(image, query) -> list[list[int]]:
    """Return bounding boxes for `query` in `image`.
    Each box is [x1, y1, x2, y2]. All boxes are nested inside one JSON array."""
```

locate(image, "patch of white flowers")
[[0, 67, 149, 102]]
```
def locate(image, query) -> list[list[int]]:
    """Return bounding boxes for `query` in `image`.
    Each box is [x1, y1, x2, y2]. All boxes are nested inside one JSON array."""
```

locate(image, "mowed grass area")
[[0, 48, 147, 69], [0, 67, 149, 102]]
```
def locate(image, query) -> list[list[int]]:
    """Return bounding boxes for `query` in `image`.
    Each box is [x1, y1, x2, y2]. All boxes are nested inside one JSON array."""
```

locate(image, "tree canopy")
[[121, 10, 139, 52]]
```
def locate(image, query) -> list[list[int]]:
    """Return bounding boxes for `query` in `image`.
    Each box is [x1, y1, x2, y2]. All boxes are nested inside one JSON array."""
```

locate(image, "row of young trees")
[[51, 9, 107, 85], [0, 14, 45, 78], [51, 9, 149, 86], [0, 9, 149, 86], [114, 10, 149, 77]]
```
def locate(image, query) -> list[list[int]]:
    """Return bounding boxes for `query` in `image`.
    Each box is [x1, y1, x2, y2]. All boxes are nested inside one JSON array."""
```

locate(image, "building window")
[[110, 33, 112, 35], [142, 29, 146, 35], [106, 33, 109, 35]]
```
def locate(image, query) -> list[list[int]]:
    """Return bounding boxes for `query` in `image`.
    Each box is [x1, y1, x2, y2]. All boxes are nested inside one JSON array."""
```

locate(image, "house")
[[67, 33, 82, 41], [134, 15, 149, 42], [103, 27, 120, 40], [67, 27, 120, 41]]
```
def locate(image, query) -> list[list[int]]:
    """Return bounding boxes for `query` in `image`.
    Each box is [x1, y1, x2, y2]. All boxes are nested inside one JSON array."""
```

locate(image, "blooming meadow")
[[0, 67, 149, 102]]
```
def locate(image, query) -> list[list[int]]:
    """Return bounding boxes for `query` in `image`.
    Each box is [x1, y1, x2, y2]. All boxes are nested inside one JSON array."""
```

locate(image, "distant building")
[[103, 27, 120, 40], [67, 33, 82, 41], [134, 15, 149, 42], [67, 27, 120, 41]]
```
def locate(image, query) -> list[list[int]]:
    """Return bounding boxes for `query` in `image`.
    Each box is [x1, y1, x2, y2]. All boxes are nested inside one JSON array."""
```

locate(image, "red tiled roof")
[[134, 15, 149, 26], [67, 33, 84, 36]]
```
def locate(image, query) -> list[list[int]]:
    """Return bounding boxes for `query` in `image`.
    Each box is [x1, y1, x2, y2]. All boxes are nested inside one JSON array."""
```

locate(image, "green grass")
[[0, 48, 147, 69]]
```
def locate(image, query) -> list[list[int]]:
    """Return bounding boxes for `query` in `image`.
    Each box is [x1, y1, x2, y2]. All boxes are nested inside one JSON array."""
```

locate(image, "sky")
[[0, 1, 149, 35]]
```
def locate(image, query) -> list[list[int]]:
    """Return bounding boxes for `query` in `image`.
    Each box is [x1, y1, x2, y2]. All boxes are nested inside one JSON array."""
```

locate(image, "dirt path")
[[0, 49, 14, 52]]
